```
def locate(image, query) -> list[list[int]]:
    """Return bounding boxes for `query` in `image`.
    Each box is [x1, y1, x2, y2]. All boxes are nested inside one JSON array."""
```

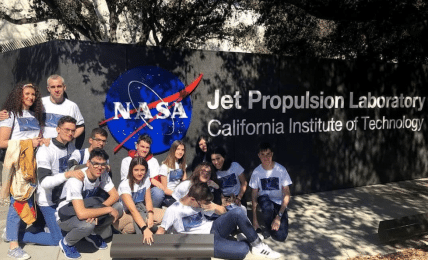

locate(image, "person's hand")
[[41, 138, 50, 147], [234, 197, 242, 206], [86, 218, 98, 225], [0, 110, 9, 121], [271, 215, 281, 231], [200, 202, 218, 212], [65, 170, 84, 181], [110, 208, 119, 222], [31, 137, 42, 148], [143, 228, 154, 245], [207, 180, 219, 189]]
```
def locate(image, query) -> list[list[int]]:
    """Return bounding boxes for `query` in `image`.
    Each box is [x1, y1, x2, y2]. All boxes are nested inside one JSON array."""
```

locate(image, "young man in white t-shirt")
[[157, 183, 282, 259], [250, 142, 292, 242], [70, 128, 109, 166], [56, 148, 122, 259], [35, 116, 84, 246], [120, 134, 164, 208]]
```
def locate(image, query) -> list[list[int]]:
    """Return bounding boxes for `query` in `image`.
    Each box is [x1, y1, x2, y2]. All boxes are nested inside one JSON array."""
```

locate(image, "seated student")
[[250, 142, 292, 242], [56, 148, 122, 259], [115, 157, 164, 237], [191, 135, 211, 172], [211, 146, 247, 212], [156, 183, 282, 259], [121, 134, 164, 208], [159, 140, 187, 207], [35, 116, 84, 246]]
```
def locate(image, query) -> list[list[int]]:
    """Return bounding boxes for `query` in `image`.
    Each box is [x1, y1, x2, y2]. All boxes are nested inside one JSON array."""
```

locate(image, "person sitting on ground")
[[114, 157, 164, 240], [159, 140, 187, 207], [56, 148, 122, 259], [250, 142, 292, 242], [156, 182, 282, 259], [120, 134, 164, 208]]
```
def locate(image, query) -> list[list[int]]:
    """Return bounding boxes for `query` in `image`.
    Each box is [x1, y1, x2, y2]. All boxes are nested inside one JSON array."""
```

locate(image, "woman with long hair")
[[191, 135, 210, 171], [0, 83, 45, 260], [172, 161, 221, 205], [159, 140, 187, 207], [210, 146, 248, 211], [115, 157, 164, 243]]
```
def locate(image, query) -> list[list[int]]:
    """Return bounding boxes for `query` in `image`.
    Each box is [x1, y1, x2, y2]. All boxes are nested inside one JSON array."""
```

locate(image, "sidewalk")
[[1, 178, 428, 260]]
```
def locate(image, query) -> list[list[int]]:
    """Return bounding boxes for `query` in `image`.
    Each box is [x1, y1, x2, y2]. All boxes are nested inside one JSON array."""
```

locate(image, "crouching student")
[[55, 148, 123, 259], [114, 157, 164, 240], [156, 183, 282, 259], [250, 142, 292, 242]]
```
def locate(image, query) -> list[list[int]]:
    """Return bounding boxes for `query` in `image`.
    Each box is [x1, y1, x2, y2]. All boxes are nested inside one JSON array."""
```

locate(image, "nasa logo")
[[102, 66, 202, 154]]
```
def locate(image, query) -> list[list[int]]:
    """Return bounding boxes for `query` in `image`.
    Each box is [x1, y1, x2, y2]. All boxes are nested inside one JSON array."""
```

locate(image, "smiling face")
[[22, 86, 36, 110], [211, 153, 225, 170], [132, 164, 147, 183], [47, 78, 66, 103], [56, 122, 76, 144], [198, 165, 212, 183], [86, 156, 108, 180], [198, 139, 207, 153], [136, 140, 150, 158], [175, 144, 185, 160]]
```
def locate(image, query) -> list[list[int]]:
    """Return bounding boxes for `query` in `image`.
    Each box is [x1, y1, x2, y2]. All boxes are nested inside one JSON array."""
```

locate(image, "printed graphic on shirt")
[[182, 212, 203, 232], [83, 187, 100, 199], [17, 117, 40, 131], [169, 169, 184, 182], [44, 113, 64, 128], [132, 187, 146, 204], [58, 154, 73, 173], [261, 177, 280, 191], [220, 174, 238, 188]]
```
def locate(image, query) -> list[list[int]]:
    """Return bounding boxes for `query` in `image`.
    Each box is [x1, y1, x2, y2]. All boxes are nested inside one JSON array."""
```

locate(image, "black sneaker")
[[85, 234, 108, 250]]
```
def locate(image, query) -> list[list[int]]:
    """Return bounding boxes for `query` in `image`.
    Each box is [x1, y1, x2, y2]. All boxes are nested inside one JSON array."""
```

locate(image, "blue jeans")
[[150, 187, 165, 208], [6, 196, 62, 245], [257, 194, 288, 242], [210, 208, 260, 259]]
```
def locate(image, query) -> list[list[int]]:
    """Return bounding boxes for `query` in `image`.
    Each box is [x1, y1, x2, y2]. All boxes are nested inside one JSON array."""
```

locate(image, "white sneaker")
[[252, 243, 282, 259]]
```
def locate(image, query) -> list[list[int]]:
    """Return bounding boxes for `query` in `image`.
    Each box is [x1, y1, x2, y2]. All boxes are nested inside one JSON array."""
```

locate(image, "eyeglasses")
[[93, 138, 107, 144], [61, 128, 76, 134], [90, 161, 108, 168]]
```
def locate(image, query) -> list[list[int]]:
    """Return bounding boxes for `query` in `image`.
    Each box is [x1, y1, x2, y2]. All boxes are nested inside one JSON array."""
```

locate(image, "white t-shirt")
[[172, 180, 191, 201], [36, 140, 78, 206], [118, 177, 151, 212], [159, 162, 186, 191], [160, 201, 213, 234], [216, 162, 244, 196], [42, 96, 84, 138], [249, 162, 292, 205], [0, 110, 40, 140], [56, 167, 114, 221], [120, 156, 159, 181]]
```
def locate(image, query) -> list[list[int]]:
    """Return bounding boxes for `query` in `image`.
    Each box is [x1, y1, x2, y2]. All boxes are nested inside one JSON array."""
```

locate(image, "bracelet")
[[147, 210, 154, 214], [140, 225, 148, 232]]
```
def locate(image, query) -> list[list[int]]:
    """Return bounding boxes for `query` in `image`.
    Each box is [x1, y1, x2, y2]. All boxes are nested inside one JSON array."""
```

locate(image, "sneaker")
[[252, 243, 282, 259], [7, 247, 30, 260], [85, 234, 108, 250], [59, 238, 81, 259], [2, 227, 9, 242]]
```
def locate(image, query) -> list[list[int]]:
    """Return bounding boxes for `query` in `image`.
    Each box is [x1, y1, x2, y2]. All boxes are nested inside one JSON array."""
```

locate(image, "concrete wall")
[[1, 40, 427, 195]]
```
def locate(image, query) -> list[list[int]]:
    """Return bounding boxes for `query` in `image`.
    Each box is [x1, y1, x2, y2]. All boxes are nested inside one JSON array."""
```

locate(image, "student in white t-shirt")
[[211, 146, 247, 211], [120, 134, 164, 208], [115, 157, 164, 242], [70, 128, 109, 166], [56, 148, 122, 259], [159, 140, 187, 207], [250, 142, 292, 242], [156, 183, 282, 259]]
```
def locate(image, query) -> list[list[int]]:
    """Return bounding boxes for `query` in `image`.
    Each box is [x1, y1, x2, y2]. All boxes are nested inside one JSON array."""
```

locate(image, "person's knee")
[[77, 221, 96, 233], [272, 230, 288, 242]]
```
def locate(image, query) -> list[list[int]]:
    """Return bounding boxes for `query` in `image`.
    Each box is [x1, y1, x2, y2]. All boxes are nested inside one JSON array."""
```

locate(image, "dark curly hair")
[[1, 83, 45, 126]]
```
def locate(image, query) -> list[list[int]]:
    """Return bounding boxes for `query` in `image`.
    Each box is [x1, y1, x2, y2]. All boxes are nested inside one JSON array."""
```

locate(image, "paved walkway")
[[1, 178, 428, 260]]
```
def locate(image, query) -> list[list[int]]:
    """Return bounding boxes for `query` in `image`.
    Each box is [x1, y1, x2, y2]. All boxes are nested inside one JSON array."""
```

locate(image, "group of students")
[[0, 77, 292, 260]]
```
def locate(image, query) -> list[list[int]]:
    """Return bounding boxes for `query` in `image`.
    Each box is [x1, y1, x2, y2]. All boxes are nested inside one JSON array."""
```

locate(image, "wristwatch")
[[277, 211, 283, 218]]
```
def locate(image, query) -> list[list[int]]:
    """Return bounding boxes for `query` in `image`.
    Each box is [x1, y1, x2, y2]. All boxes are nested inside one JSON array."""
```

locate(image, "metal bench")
[[110, 234, 214, 259]]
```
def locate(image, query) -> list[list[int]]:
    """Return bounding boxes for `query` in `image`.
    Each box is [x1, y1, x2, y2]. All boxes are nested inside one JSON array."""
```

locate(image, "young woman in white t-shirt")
[[159, 140, 187, 207], [115, 157, 164, 244], [210, 146, 248, 210], [0, 83, 45, 260]]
